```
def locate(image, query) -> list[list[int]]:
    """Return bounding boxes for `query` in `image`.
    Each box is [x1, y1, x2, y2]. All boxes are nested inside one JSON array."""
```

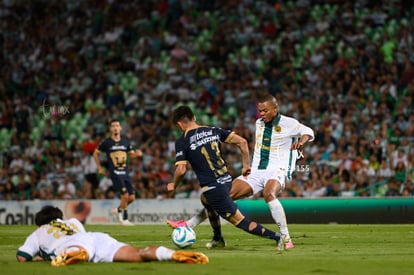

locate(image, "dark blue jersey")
[[96, 137, 135, 177], [175, 126, 234, 188]]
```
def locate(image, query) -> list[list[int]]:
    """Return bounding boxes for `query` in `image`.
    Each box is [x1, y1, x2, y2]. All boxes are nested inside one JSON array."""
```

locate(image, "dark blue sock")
[[236, 218, 280, 241]]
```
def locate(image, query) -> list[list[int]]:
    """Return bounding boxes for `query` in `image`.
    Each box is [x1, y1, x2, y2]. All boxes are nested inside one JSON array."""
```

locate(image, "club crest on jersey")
[[275, 125, 281, 133]]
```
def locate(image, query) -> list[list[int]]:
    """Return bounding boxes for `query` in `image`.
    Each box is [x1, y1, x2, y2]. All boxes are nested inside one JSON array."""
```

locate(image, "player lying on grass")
[[16, 205, 208, 266]]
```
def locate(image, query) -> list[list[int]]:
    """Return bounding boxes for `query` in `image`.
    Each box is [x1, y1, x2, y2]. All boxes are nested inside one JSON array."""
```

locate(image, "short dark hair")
[[35, 205, 63, 226], [172, 106, 195, 124], [258, 94, 278, 106], [109, 119, 120, 126]]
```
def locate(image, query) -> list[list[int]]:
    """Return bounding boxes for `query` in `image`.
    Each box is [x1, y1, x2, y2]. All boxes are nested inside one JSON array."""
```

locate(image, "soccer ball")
[[171, 226, 196, 248]]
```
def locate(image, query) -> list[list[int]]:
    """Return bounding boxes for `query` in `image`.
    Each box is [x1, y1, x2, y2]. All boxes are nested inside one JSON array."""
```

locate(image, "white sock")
[[155, 246, 175, 261], [267, 199, 290, 237], [187, 209, 208, 228]]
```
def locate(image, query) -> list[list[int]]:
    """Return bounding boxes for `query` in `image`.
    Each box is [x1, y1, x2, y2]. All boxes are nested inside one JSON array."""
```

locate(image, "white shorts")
[[236, 168, 286, 195], [60, 232, 127, 263]]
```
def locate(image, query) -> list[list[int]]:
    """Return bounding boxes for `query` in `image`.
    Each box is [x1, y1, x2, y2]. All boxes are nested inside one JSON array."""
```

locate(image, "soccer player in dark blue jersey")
[[93, 119, 142, 226], [167, 106, 285, 250]]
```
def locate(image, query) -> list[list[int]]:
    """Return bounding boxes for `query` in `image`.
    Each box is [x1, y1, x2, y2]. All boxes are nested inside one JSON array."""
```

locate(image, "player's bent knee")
[[263, 180, 281, 201], [227, 210, 245, 225]]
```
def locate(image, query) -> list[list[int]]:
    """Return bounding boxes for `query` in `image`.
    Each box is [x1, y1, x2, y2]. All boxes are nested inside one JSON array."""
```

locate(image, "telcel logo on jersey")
[[189, 131, 220, 150], [190, 130, 213, 143]]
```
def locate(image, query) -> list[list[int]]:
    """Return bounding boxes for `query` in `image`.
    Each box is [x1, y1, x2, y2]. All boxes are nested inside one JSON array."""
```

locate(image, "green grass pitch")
[[1, 224, 413, 275]]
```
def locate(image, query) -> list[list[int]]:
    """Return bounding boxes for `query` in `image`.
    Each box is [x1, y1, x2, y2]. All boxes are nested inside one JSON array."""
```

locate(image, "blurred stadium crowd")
[[0, 0, 413, 201]]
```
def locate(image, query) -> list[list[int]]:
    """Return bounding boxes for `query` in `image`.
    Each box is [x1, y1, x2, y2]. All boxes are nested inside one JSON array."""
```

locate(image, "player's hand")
[[242, 167, 251, 177], [167, 182, 175, 192], [291, 141, 304, 150], [135, 149, 143, 158], [97, 167, 106, 176]]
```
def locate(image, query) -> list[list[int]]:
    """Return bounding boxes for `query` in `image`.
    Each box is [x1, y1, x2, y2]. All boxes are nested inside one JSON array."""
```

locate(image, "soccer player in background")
[[167, 105, 286, 250], [16, 205, 208, 265], [93, 119, 142, 226], [168, 95, 314, 249]]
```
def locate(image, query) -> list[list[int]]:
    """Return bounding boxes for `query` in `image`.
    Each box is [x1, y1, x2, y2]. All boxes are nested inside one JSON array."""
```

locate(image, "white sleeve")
[[299, 123, 315, 142], [16, 231, 39, 260]]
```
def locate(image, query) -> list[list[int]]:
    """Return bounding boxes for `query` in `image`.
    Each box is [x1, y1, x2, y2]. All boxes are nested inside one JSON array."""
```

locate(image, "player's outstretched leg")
[[167, 208, 208, 229], [166, 219, 188, 228]]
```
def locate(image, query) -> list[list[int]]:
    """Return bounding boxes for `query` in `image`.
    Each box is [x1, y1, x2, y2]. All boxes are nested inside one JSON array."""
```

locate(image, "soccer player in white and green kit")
[[16, 206, 208, 265], [168, 94, 314, 250]]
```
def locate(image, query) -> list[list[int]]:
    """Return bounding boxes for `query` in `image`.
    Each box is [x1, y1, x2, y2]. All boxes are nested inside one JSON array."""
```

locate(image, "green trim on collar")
[[272, 112, 281, 126]]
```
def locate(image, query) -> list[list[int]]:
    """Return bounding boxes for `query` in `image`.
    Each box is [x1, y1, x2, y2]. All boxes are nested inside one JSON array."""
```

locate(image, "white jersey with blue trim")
[[251, 114, 314, 177]]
